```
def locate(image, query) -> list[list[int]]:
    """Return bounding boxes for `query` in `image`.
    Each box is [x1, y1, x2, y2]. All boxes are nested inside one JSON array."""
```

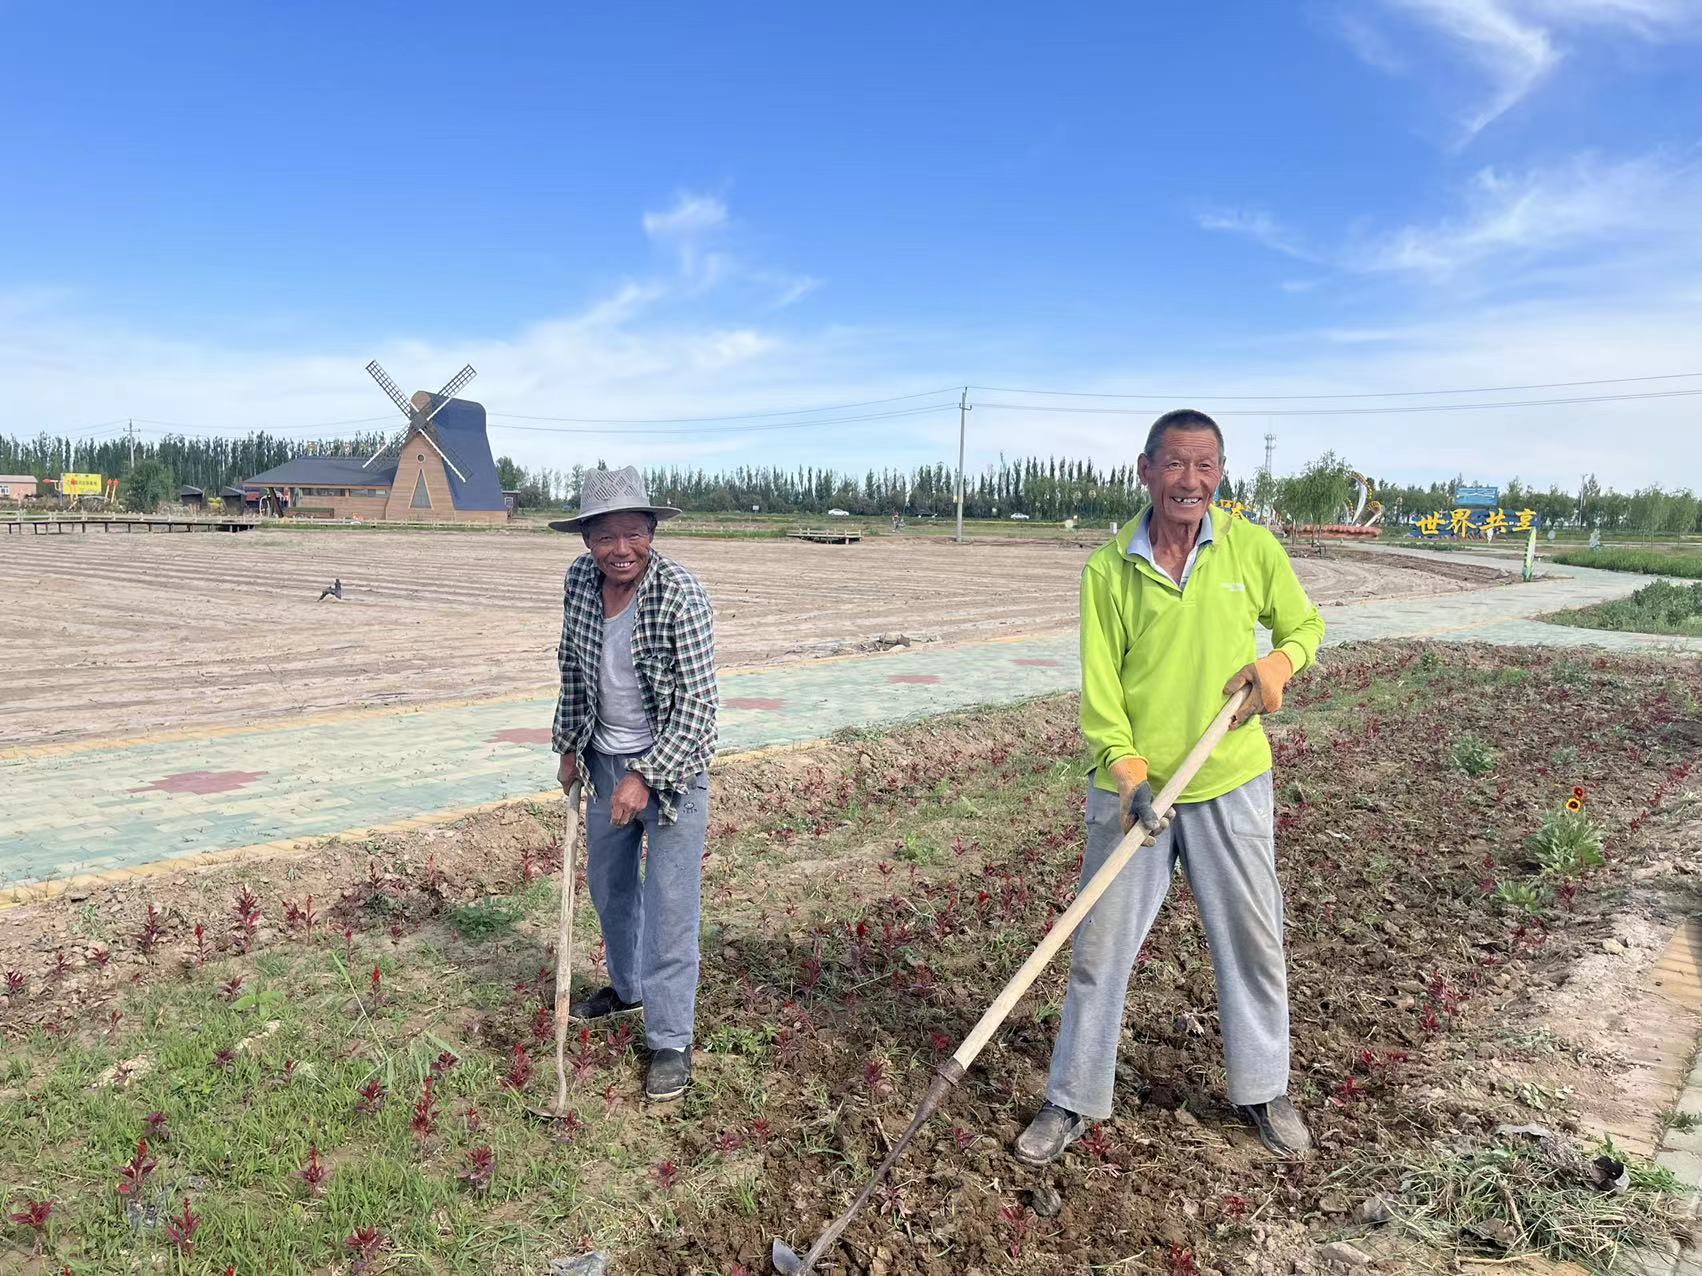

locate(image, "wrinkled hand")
[[1107, 757, 1165, 841], [557, 752, 577, 793], [1222, 651, 1295, 730], [609, 772, 650, 826]]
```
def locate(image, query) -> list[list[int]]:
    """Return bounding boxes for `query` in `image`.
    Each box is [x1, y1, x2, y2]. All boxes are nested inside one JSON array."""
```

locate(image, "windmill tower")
[[364, 361, 478, 481]]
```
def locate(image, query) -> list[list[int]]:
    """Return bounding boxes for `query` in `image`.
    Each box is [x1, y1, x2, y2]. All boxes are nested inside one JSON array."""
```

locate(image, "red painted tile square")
[[888, 674, 941, 685], [490, 728, 554, 746], [129, 770, 268, 796]]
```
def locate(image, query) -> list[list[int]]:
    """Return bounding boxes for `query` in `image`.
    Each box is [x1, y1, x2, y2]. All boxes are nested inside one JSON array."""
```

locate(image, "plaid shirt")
[[552, 550, 718, 821]]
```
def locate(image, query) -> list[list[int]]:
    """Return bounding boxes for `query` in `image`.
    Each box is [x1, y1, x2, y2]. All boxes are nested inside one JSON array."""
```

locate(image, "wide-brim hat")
[[548, 465, 683, 533]]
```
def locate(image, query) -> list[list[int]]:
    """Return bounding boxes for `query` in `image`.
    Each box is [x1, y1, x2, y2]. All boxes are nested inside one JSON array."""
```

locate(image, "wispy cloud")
[[1351, 151, 1702, 278], [1201, 150, 1702, 289], [1196, 208, 1319, 262], [1334, 0, 1699, 141]]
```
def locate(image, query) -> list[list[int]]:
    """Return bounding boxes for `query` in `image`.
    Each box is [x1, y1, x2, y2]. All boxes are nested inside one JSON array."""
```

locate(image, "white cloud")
[[1196, 208, 1318, 262], [1350, 152, 1702, 278], [1202, 151, 1702, 291], [1336, 0, 1699, 140], [641, 193, 729, 241]]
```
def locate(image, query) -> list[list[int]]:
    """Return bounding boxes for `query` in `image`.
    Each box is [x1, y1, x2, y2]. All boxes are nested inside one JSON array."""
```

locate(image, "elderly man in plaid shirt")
[[550, 466, 719, 1102]]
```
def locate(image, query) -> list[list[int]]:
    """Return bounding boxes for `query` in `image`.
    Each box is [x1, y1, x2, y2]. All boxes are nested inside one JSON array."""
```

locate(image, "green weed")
[[1451, 735, 1497, 777]]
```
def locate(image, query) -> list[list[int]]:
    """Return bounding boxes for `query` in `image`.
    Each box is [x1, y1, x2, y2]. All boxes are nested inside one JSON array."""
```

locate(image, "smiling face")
[[582, 511, 655, 587], [1136, 426, 1221, 537]]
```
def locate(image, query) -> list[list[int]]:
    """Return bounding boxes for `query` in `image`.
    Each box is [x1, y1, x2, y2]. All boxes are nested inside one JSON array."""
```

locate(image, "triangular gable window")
[[410, 472, 431, 509]]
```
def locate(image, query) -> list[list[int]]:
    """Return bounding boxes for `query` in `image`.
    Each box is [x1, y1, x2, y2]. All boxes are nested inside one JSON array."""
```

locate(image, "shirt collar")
[[1125, 504, 1215, 562]]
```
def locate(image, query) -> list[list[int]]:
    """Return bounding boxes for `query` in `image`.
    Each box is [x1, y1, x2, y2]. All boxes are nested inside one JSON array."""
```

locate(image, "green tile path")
[[3, 549, 1695, 894]]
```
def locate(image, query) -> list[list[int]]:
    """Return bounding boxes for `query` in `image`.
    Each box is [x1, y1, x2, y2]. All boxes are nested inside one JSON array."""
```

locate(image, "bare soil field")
[[0, 529, 1503, 748]]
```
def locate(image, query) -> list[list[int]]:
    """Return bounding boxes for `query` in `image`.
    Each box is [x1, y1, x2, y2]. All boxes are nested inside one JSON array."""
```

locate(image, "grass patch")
[[1360, 1136, 1688, 1270], [1552, 547, 1702, 578], [445, 896, 525, 942], [1547, 580, 1702, 637]]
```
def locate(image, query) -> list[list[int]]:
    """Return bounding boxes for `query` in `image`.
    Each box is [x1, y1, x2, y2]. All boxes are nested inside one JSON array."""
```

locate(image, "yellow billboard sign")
[[60, 472, 103, 496]]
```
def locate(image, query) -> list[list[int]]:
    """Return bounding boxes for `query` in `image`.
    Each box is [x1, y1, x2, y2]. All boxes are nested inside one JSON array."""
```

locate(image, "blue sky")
[[3, 1, 1701, 488]]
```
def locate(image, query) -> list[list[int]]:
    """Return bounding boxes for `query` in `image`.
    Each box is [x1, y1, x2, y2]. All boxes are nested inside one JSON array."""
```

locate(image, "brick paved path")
[[4, 551, 1694, 897]]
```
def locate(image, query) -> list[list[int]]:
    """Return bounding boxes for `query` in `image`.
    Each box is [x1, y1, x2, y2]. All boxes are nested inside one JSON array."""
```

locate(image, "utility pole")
[[127, 420, 135, 471], [1263, 431, 1276, 477], [954, 387, 971, 543]]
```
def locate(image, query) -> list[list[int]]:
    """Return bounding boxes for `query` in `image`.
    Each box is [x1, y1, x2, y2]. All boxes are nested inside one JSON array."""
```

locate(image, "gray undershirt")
[[591, 599, 655, 756]]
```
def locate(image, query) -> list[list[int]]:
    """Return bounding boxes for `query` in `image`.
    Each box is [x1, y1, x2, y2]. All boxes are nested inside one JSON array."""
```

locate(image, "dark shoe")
[[1241, 1095, 1313, 1159], [646, 1047, 692, 1102], [1012, 1102, 1087, 1166], [568, 985, 642, 1022]]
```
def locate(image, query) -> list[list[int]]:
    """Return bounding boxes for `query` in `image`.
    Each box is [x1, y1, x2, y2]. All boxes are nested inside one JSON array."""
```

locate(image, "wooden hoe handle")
[[950, 687, 1250, 1071]]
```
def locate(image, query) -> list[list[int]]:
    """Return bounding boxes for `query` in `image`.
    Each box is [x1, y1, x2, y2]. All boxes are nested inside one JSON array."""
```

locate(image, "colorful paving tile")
[[3, 551, 1694, 893]]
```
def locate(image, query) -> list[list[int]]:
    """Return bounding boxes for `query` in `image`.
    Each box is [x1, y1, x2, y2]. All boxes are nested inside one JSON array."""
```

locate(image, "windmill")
[[363, 360, 478, 481]]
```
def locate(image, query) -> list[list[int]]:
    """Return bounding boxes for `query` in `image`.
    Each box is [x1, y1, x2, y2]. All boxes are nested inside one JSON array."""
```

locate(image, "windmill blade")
[[423, 364, 477, 423], [363, 427, 408, 469], [366, 361, 414, 420]]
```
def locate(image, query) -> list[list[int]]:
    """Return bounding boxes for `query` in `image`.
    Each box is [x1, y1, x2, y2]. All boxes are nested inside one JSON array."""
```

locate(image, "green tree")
[[121, 458, 173, 512], [1274, 451, 1355, 524], [495, 455, 524, 490]]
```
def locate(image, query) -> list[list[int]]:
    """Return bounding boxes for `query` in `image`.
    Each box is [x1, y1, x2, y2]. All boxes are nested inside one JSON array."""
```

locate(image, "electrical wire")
[[487, 385, 962, 425], [487, 402, 958, 436], [976, 387, 1702, 417], [970, 370, 1702, 401], [130, 415, 396, 434]]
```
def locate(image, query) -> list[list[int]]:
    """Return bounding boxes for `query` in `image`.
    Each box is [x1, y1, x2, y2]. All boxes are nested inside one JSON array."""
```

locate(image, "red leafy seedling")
[[458, 1145, 495, 1192], [7, 1198, 52, 1249], [411, 1076, 438, 1137], [501, 1043, 535, 1091], [297, 1143, 330, 1196], [137, 904, 165, 956], [115, 1138, 158, 1198], [345, 1226, 390, 1274], [654, 1159, 680, 1189], [164, 1197, 200, 1254], [354, 1077, 386, 1116], [5, 969, 26, 998], [142, 1111, 171, 1142]]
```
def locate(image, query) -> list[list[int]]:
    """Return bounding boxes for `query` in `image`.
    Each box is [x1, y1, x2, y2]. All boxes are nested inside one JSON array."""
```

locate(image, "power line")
[[971, 370, 1702, 401], [128, 421, 394, 442], [976, 387, 1702, 417], [486, 402, 958, 437], [488, 385, 962, 425]]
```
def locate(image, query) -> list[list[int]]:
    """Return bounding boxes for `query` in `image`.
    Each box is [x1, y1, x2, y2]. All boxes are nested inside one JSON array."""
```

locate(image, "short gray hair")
[[1142, 409, 1225, 463]]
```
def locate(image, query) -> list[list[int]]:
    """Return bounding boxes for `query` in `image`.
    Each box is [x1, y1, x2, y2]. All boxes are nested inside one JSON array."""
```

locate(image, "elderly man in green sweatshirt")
[[1014, 408, 1325, 1166]]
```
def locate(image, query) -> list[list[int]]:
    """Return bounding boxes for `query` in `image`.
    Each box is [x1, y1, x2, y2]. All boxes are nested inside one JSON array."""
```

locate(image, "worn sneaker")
[[646, 1048, 693, 1102], [568, 985, 642, 1022], [1240, 1095, 1313, 1159], [1012, 1102, 1088, 1166]]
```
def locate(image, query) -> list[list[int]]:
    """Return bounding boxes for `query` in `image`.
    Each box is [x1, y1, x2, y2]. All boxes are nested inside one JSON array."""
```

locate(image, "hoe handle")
[[552, 782, 583, 1114], [950, 688, 1249, 1071]]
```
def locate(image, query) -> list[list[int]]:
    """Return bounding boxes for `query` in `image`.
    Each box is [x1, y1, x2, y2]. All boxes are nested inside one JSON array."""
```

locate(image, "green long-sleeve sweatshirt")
[[1082, 505, 1325, 803]]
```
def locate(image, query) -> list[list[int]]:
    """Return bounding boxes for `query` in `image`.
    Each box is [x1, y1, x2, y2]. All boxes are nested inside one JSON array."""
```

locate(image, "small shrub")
[[1451, 735, 1496, 777], [447, 898, 524, 942], [1493, 880, 1551, 916], [1529, 809, 1605, 877]]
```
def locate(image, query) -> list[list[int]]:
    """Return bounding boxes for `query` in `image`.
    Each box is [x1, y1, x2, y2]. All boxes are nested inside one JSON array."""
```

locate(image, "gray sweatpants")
[[1046, 770, 1288, 1119], [583, 749, 709, 1052]]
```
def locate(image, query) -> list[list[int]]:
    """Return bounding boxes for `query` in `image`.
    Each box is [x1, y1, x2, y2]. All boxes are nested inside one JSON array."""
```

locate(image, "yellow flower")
[[1565, 797, 1582, 813]]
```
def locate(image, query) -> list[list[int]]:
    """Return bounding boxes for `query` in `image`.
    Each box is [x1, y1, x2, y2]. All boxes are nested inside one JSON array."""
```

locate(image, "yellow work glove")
[[1107, 756, 1164, 839], [1222, 650, 1294, 730]]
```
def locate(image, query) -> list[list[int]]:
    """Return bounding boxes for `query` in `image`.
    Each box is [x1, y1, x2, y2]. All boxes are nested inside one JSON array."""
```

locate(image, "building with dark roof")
[[242, 395, 508, 524]]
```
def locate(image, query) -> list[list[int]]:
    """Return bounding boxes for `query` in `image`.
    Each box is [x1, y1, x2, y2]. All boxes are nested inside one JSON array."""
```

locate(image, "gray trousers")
[[583, 749, 709, 1052], [1046, 770, 1288, 1119]]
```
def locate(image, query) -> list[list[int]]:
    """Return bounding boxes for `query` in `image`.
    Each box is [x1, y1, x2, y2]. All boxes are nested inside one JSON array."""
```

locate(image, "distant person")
[[318, 578, 343, 601], [549, 467, 719, 1104], [1013, 408, 1325, 1166]]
